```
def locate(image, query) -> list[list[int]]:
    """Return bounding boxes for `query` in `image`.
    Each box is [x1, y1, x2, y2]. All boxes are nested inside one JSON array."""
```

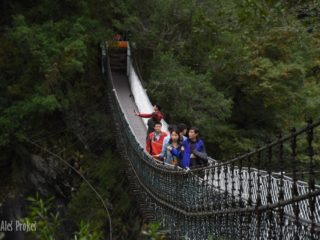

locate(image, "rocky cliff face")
[[0, 153, 74, 240]]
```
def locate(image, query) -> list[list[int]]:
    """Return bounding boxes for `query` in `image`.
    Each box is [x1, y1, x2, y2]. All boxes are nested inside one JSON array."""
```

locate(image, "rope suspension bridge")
[[101, 41, 320, 240]]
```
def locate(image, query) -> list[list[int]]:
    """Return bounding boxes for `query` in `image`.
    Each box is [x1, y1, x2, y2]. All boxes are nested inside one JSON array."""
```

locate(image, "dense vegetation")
[[121, 0, 320, 158], [0, 0, 141, 239], [0, 0, 320, 239]]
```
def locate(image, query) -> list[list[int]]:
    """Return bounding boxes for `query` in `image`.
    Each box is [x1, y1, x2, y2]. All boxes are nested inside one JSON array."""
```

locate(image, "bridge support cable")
[[24, 137, 113, 240]]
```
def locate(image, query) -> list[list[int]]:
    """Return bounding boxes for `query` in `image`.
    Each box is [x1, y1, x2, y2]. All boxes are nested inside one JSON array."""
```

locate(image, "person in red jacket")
[[135, 104, 164, 137], [146, 121, 167, 160]]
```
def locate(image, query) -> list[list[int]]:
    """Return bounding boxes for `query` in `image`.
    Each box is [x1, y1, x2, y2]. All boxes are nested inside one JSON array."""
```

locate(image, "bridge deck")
[[111, 71, 147, 148], [105, 45, 320, 239]]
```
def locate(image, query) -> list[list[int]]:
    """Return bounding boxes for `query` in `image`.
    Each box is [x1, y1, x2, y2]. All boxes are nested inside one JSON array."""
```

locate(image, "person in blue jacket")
[[180, 127, 208, 168], [161, 127, 184, 166], [160, 124, 176, 158]]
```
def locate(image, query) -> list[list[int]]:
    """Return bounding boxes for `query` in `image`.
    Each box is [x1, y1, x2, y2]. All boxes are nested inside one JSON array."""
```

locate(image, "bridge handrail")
[[102, 42, 320, 239], [108, 81, 320, 224], [192, 120, 320, 172]]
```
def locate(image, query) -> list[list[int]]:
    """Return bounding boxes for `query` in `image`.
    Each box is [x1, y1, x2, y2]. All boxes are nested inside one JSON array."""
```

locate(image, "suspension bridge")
[[101, 41, 320, 240]]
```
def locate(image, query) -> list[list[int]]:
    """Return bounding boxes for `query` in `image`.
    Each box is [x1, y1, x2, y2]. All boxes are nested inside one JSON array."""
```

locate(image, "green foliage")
[[24, 193, 103, 240], [73, 221, 103, 240], [120, 0, 320, 158], [23, 193, 61, 240], [148, 52, 232, 124], [0, 13, 90, 146], [8, 14, 89, 83], [147, 52, 239, 156], [67, 150, 140, 239], [2, 0, 320, 239], [0, 1, 138, 239], [0, 94, 60, 146]]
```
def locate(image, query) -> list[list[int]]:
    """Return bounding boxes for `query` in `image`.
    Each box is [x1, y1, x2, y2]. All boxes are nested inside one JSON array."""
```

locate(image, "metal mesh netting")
[[102, 42, 320, 240]]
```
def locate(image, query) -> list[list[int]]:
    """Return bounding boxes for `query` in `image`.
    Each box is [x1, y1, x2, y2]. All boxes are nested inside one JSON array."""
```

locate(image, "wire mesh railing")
[[101, 42, 320, 240]]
